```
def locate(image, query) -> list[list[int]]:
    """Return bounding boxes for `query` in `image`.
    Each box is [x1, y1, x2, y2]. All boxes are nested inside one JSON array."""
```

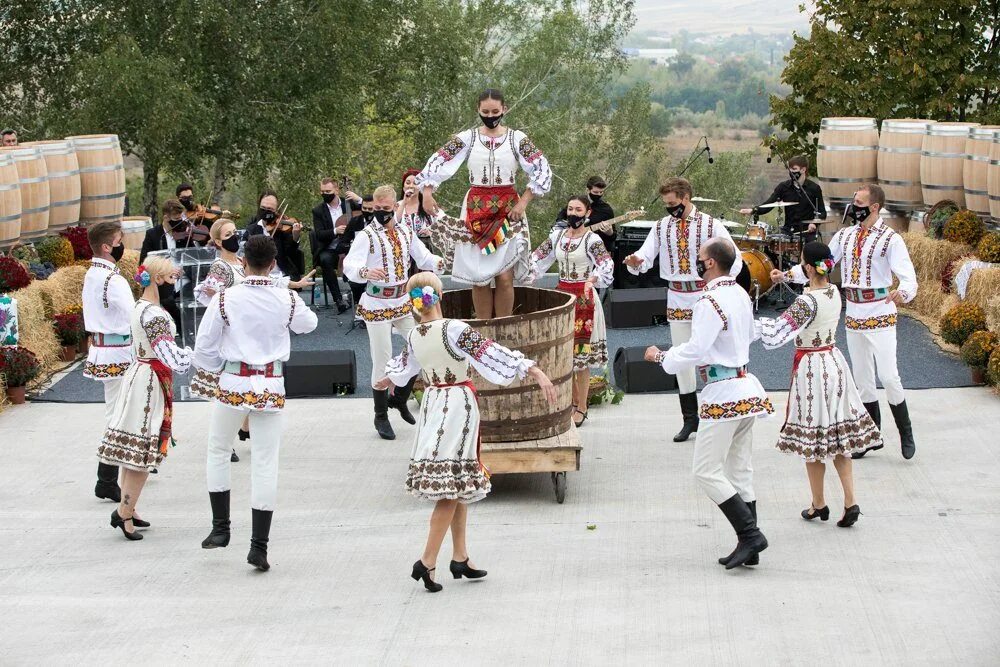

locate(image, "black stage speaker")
[[604, 287, 666, 329], [613, 235, 669, 290], [613, 346, 678, 394], [285, 350, 357, 397]]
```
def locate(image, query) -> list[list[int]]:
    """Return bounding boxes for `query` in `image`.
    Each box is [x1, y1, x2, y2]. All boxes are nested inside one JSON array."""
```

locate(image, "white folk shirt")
[[343, 221, 444, 323], [193, 276, 318, 411], [626, 206, 743, 321], [657, 277, 774, 422], [82, 258, 136, 381], [787, 219, 918, 331]]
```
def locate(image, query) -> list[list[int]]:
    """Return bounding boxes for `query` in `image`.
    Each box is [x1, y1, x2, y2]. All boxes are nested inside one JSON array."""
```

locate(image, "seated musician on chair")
[[312, 177, 360, 313]]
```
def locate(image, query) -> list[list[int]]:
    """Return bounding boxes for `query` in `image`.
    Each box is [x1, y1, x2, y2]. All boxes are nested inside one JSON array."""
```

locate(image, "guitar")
[[584, 208, 645, 228]]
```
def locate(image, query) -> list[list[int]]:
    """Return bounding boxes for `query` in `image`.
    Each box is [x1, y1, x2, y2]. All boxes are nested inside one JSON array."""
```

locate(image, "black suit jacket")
[[311, 198, 353, 249], [139, 224, 207, 264], [244, 217, 305, 280]]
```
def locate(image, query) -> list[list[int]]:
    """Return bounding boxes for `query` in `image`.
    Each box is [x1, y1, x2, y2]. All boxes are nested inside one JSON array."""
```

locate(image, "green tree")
[[770, 0, 1000, 159], [669, 53, 696, 80]]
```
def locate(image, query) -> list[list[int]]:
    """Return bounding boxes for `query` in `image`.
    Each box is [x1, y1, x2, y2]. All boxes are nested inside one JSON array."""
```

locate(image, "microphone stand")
[[646, 137, 711, 209]]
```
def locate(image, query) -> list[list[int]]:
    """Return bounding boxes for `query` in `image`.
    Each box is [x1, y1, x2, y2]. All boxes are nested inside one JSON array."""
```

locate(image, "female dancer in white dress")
[[97, 256, 192, 540], [528, 195, 614, 426], [377, 272, 557, 592], [418, 88, 553, 319], [757, 242, 879, 527]]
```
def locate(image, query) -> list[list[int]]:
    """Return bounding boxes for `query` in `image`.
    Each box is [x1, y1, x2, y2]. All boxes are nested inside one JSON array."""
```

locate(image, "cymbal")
[[758, 201, 797, 209], [691, 196, 719, 202], [718, 219, 742, 229]]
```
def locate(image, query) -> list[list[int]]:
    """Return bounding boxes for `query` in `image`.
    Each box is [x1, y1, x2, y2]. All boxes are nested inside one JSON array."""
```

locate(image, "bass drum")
[[741, 249, 774, 297]]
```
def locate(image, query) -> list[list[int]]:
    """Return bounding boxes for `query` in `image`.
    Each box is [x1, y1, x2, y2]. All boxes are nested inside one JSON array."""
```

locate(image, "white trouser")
[[102, 378, 123, 425], [692, 416, 756, 505], [669, 321, 697, 394], [846, 328, 904, 404], [206, 402, 285, 511], [367, 315, 416, 388]]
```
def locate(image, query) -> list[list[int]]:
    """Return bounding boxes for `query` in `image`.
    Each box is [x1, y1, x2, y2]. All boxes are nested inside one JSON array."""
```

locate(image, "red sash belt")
[[139, 358, 174, 454], [432, 380, 489, 479]]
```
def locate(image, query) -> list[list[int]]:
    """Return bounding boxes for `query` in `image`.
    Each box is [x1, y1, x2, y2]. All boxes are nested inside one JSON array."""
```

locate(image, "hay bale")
[[0, 373, 8, 413], [116, 249, 142, 299], [7, 281, 61, 380], [964, 266, 1000, 329], [39, 264, 87, 314], [901, 232, 971, 285], [987, 294, 1000, 333]]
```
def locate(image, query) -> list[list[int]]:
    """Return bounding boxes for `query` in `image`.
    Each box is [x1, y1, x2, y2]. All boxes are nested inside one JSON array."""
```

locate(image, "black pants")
[[159, 284, 181, 329], [349, 280, 365, 306], [316, 250, 345, 304]]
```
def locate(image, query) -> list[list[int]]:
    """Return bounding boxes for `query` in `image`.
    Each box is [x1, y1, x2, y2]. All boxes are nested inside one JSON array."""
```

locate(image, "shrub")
[[1, 346, 41, 387], [940, 302, 988, 346], [53, 312, 85, 346], [976, 232, 1000, 263], [11, 245, 40, 264], [36, 236, 76, 267], [0, 256, 33, 292], [59, 226, 93, 260], [987, 346, 1000, 386], [960, 330, 998, 369], [943, 209, 986, 245]]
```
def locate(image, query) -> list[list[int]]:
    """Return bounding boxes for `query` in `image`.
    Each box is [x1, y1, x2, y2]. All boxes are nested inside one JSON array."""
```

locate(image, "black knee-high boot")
[[247, 509, 273, 571], [673, 392, 699, 442], [718, 500, 759, 566], [889, 400, 916, 460], [95, 462, 121, 501], [388, 376, 418, 425], [717, 494, 768, 570], [852, 401, 885, 459], [201, 490, 231, 549], [373, 389, 395, 440]]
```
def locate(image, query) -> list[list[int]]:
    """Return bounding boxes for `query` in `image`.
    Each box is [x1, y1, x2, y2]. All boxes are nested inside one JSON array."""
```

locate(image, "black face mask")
[[480, 113, 504, 129], [667, 203, 686, 219], [321, 193, 336, 204], [566, 214, 585, 229], [848, 204, 871, 223], [110, 243, 125, 263], [362, 211, 375, 224], [259, 208, 276, 223], [589, 194, 603, 203], [220, 235, 241, 253], [179, 197, 194, 211], [373, 210, 393, 226], [169, 218, 187, 231], [695, 258, 708, 279], [789, 170, 802, 182]]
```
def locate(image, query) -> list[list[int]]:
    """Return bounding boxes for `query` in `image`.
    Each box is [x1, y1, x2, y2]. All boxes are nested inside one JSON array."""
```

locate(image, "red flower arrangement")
[[940, 257, 963, 293], [1, 345, 41, 388], [0, 256, 34, 292], [60, 226, 93, 260], [53, 312, 85, 346]]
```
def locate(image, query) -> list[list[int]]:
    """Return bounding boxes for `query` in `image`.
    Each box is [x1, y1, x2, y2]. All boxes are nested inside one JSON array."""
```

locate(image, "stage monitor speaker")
[[612, 346, 678, 394], [613, 243, 669, 290], [285, 350, 357, 397], [604, 287, 665, 329]]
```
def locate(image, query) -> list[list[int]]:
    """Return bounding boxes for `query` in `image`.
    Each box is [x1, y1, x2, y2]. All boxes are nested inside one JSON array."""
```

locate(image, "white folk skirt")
[[97, 362, 167, 472], [405, 384, 491, 503], [776, 348, 881, 461]]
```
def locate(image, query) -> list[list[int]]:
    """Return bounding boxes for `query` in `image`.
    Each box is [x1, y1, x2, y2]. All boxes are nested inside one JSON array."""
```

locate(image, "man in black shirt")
[[555, 175, 616, 251], [741, 155, 826, 241], [244, 190, 306, 281]]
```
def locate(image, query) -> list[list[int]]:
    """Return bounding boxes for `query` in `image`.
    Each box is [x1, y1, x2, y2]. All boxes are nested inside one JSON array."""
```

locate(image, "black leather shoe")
[[801, 505, 830, 521], [336, 301, 350, 314], [852, 443, 884, 459], [247, 509, 273, 571], [95, 482, 121, 503], [411, 560, 443, 592], [837, 505, 862, 527], [110, 509, 143, 541], [238, 429, 250, 441], [717, 494, 767, 569], [718, 500, 759, 566], [450, 559, 488, 579], [673, 392, 699, 442], [388, 377, 418, 425], [230, 449, 240, 463], [131, 516, 151, 528], [374, 390, 396, 440], [202, 490, 231, 549], [889, 401, 916, 459]]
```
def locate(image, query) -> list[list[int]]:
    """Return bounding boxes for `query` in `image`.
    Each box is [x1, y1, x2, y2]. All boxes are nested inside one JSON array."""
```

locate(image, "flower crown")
[[813, 258, 835, 276], [134, 265, 152, 287], [409, 285, 440, 311]]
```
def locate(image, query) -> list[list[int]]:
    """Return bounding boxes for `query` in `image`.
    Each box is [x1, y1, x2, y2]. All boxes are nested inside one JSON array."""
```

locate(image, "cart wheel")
[[551, 472, 567, 504]]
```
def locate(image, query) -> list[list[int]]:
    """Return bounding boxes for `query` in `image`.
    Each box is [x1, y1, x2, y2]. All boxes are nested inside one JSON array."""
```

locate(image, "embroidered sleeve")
[[586, 234, 615, 288], [659, 297, 725, 375], [385, 331, 422, 385], [193, 293, 226, 373], [887, 234, 918, 301], [107, 274, 135, 315], [627, 220, 661, 275], [288, 290, 318, 335], [757, 294, 817, 349], [342, 232, 371, 283], [527, 232, 558, 284], [194, 261, 232, 306], [448, 321, 534, 386], [143, 309, 191, 373], [416, 130, 473, 191], [515, 132, 552, 196]]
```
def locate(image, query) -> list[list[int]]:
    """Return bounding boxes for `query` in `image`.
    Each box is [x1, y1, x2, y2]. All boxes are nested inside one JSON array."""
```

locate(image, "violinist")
[[245, 190, 306, 282], [139, 198, 210, 327], [177, 181, 235, 226], [177, 182, 197, 217]]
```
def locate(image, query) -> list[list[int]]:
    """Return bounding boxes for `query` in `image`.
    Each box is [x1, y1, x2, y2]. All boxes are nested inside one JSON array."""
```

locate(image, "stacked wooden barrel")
[[67, 134, 126, 227], [987, 130, 1000, 221], [878, 119, 930, 212], [816, 117, 879, 211], [0, 152, 22, 249], [121, 216, 153, 251], [21, 140, 81, 233], [963, 126, 1000, 216], [920, 122, 980, 207], [1, 146, 50, 241]]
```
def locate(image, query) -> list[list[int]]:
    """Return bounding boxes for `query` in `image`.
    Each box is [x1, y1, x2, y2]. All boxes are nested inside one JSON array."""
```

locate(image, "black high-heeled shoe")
[[131, 516, 150, 528], [573, 409, 588, 428], [411, 560, 443, 592], [450, 559, 487, 579], [110, 509, 143, 541], [837, 505, 862, 527], [801, 505, 830, 521], [238, 429, 250, 441]]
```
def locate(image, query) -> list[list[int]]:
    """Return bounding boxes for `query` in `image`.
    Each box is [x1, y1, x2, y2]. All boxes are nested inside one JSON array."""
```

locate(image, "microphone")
[[766, 150, 773, 164], [705, 137, 714, 164]]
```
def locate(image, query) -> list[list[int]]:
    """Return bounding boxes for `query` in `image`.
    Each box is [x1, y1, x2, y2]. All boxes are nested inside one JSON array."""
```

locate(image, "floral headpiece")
[[135, 265, 152, 287], [813, 258, 835, 276], [410, 285, 440, 311]]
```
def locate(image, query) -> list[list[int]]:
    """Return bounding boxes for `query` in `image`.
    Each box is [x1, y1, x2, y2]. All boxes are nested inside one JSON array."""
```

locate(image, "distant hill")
[[635, 0, 812, 35]]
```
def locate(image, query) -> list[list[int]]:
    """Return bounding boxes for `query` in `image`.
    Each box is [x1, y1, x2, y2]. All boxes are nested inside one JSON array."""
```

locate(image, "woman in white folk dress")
[[377, 272, 558, 593], [97, 256, 192, 541], [756, 242, 879, 527], [527, 195, 614, 426]]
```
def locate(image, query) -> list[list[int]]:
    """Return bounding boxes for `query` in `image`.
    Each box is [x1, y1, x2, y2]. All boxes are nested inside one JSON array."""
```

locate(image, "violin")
[[189, 202, 240, 225], [264, 201, 310, 234], [168, 218, 211, 245]]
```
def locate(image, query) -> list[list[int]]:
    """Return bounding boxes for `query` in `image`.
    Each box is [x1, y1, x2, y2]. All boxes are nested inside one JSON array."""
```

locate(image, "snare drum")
[[741, 249, 775, 297], [746, 222, 769, 241], [767, 233, 799, 256]]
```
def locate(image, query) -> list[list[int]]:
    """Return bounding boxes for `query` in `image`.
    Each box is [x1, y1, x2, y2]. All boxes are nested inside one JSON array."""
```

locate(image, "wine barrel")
[[66, 134, 125, 226], [817, 117, 879, 210], [909, 210, 928, 234], [878, 119, 931, 211], [21, 140, 81, 233], [0, 152, 22, 248], [1, 146, 50, 241], [921, 122, 980, 207], [879, 209, 909, 233], [987, 129, 1000, 222], [441, 287, 575, 443], [963, 125, 1000, 216], [121, 216, 152, 251]]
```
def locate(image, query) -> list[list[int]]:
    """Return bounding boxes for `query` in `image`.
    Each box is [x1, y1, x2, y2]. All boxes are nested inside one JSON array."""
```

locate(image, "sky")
[[634, 0, 813, 35]]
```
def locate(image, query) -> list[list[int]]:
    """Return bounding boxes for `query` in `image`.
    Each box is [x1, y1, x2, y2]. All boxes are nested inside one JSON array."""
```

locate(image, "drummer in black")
[[740, 155, 826, 241]]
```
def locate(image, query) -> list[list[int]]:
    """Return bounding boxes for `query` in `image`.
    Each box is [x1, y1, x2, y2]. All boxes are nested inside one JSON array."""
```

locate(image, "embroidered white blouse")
[[136, 301, 192, 373], [194, 258, 290, 306], [83, 258, 136, 380], [756, 285, 841, 350], [528, 229, 614, 286], [626, 206, 743, 282]]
